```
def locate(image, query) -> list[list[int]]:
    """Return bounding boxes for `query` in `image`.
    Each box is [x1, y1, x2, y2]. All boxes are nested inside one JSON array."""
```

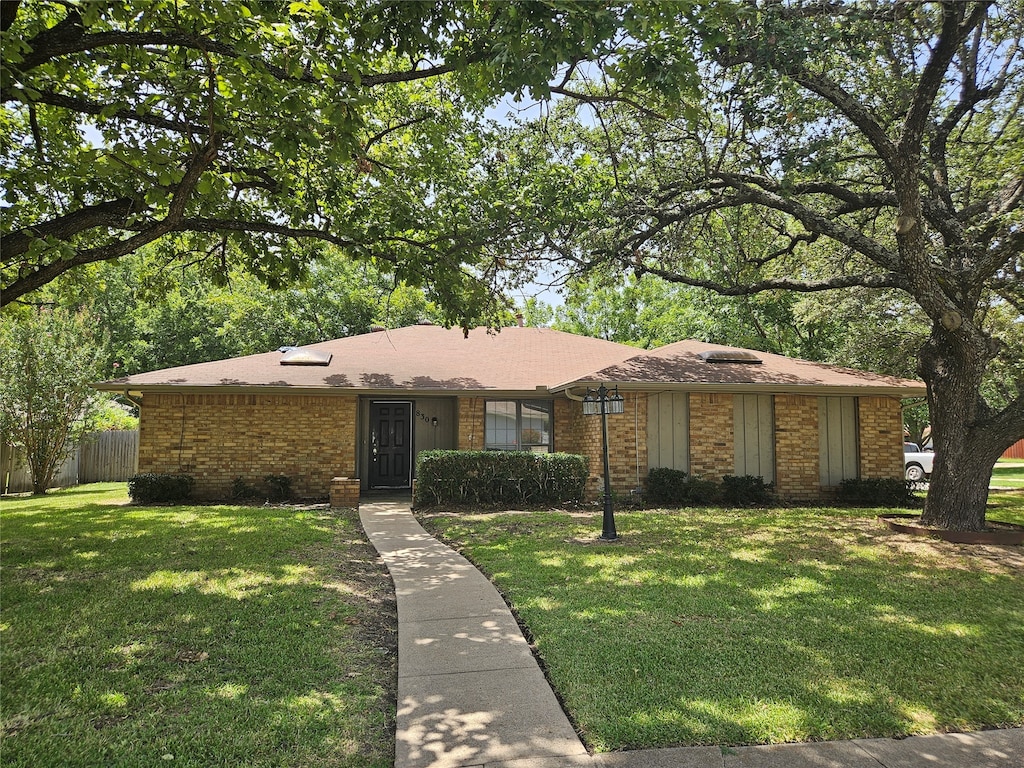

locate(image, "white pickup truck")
[[904, 442, 935, 481]]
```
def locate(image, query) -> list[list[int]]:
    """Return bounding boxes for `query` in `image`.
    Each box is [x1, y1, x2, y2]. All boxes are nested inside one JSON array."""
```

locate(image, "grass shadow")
[[422, 503, 1024, 750], [1, 484, 397, 768]]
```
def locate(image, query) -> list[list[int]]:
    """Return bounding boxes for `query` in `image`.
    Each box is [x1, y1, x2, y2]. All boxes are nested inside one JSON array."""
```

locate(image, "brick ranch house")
[[95, 323, 925, 504]]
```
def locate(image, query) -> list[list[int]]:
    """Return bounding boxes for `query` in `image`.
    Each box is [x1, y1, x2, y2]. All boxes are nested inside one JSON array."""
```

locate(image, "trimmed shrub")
[[264, 475, 292, 502], [836, 477, 916, 507], [645, 467, 691, 504], [645, 468, 723, 506], [685, 477, 724, 505], [721, 475, 776, 506], [128, 473, 194, 504], [414, 450, 588, 507], [232, 477, 260, 500]]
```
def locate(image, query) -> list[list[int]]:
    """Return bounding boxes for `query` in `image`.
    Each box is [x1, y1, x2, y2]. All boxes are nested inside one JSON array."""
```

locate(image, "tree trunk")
[[918, 327, 1008, 531], [29, 446, 58, 496], [923, 439, 996, 531]]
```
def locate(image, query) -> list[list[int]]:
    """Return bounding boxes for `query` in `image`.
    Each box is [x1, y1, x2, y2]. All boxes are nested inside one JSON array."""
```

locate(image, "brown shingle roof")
[[96, 325, 639, 393], [557, 339, 924, 395], [95, 325, 925, 396]]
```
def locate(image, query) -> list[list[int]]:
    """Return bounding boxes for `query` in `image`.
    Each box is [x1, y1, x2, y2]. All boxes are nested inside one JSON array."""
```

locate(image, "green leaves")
[[0, 309, 104, 493], [6, 0, 705, 323]]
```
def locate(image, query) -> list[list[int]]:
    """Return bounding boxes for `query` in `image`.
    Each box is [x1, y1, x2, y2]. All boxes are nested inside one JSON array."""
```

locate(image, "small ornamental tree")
[[0, 310, 102, 493]]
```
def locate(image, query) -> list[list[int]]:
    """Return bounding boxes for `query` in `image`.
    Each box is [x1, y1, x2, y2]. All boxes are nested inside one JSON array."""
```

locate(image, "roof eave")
[[552, 380, 927, 398], [91, 382, 560, 398]]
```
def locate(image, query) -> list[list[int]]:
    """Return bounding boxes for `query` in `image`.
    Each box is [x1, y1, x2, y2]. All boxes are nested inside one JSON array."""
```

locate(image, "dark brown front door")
[[369, 401, 412, 488]]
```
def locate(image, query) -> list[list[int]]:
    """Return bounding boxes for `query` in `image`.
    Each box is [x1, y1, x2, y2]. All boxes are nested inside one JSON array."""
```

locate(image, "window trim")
[[484, 399, 554, 452]]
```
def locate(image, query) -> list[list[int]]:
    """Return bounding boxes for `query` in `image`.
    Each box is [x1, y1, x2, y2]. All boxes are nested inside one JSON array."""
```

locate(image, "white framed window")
[[485, 400, 553, 452]]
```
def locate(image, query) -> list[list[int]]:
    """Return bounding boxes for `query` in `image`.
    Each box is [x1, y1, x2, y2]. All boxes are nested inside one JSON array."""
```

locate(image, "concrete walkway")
[[359, 498, 1023, 768]]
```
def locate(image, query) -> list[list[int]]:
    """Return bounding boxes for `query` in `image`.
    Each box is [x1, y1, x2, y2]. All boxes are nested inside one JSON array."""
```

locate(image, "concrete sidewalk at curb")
[[358, 498, 1023, 768]]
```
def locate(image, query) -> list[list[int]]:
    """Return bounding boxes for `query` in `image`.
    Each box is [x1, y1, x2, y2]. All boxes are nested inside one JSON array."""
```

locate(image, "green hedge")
[[128, 473, 195, 504], [721, 474, 776, 506], [836, 477, 916, 507], [646, 467, 721, 505], [414, 450, 588, 506], [649, 469, 913, 508], [646, 468, 775, 507]]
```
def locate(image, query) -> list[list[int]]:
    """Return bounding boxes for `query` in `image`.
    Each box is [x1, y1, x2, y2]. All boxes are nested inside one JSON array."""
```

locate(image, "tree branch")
[[720, 41, 898, 165], [632, 261, 908, 296], [2, 138, 218, 305], [713, 173, 901, 271], [2, 197, 145, 260], [364, 114, 433, 151], [177, 217, 363, 251], [0, 0, 19, 33], [550, 85, 667, 120], [5, 11, 480, 103], [25, 89, 203, 133], [900, 2, 990, 159]]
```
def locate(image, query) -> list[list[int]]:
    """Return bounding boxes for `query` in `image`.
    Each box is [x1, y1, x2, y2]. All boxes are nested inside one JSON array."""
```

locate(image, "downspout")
[[563, 387, 587, 402], [121, 390, 142, 410]]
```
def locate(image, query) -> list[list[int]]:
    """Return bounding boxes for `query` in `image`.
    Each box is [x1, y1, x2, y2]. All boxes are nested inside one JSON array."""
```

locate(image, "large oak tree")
[[513, 1, 1024, 530]]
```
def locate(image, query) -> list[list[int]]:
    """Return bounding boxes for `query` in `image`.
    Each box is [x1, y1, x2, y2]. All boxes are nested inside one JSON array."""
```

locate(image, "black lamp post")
[[582, 384, 625, 541]]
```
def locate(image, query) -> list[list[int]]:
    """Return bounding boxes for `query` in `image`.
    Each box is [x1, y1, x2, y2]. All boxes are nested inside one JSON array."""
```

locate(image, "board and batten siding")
[[733, 394, 775, 482], [646, 392, 689, 472], [819, 396, 858, 486]]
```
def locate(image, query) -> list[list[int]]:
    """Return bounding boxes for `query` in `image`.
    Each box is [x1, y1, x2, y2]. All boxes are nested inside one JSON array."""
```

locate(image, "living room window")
[[484, 400, 553, 452]]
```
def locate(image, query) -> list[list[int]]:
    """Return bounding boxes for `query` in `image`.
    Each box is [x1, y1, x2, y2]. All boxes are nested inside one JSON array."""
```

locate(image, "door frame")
[[368, 400, 413, 489]]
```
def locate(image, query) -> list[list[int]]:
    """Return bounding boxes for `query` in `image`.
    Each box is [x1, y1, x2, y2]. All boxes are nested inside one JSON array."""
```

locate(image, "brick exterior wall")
[[553, 398, 578, 454], [447, 391, 907, 502], [138, 388, 906, 505], [330, 477, 361, 508], [456, 397, 486, 450], [688, 393, 734, 480], [138, 393, 356, 500], [573, 393, 647, 500], [774, 394, 821, 501], [858, 396, 904, 479]]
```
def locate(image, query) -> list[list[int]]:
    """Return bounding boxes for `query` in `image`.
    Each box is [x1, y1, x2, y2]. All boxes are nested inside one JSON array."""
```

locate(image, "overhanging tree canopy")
[[1, 0, 705, 323], [509, 0, 1024, 530]]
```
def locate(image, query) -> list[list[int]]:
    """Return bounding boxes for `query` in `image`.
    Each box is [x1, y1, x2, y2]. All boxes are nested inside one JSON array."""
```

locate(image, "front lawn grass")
[[991, 463, 1024, 488], [1, 483, 396, 768], [420, 494, 1024, 752]]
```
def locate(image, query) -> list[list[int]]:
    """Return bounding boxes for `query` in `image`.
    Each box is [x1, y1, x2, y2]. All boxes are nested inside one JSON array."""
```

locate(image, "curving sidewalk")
[[359, 497, 1022, 768]]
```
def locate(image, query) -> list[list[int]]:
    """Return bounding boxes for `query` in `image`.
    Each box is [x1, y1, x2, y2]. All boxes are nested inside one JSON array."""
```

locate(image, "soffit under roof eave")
[[550, 380, 927, 398], [90, 383, 564, 399]]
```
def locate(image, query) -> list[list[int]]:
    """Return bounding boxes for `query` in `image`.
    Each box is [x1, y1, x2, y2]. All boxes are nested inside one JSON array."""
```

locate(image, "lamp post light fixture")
[[582, 384, 625, 541]]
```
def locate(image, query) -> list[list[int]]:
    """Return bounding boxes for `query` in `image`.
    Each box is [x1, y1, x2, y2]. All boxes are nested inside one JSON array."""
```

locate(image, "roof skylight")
[[279, 348, 332, 366], [698, 350, 762, 364]]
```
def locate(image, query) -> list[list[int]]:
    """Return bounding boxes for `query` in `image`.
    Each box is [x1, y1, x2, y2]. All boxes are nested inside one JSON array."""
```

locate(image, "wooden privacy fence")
[[80, 430, 139, 482], [0, 443, 78, 494], [1003, 439, 1024, 460], [1, 430, 139, 494]]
